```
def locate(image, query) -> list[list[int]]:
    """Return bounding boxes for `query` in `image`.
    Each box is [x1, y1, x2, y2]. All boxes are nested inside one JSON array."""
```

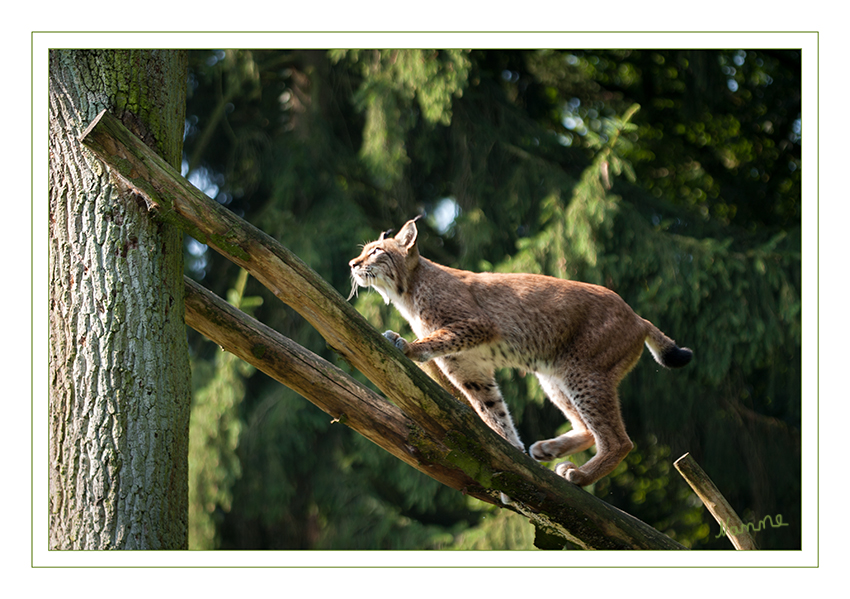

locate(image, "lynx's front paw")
[[529, 440, 555, 462], [383, 330, 409, 354]]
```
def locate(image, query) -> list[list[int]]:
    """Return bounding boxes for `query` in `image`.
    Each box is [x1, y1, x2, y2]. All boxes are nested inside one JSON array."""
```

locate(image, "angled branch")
[[675, 453, 758, 550], [82, 109, 685, 550]]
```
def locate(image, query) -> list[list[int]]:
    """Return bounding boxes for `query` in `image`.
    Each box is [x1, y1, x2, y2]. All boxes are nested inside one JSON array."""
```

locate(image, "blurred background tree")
[[182, 49, 800, 550]]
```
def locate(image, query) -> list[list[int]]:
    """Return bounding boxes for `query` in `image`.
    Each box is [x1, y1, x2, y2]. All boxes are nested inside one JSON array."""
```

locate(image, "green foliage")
[[330, 49, 471, 186], [528, 50, 801, 227], [184, 49, 801, 550], [188, 270, 259, 549], [188, 354, 246, 549], [449, 507, 536, 550], [598, 437, 712, 548]]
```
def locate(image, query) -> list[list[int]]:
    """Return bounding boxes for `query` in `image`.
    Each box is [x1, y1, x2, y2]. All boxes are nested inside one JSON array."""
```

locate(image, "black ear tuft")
[[379, 229, 395, 240]]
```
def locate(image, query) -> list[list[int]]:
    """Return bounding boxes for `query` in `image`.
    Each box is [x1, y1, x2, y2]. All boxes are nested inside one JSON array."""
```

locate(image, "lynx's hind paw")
[[555, 461, 585, 485]]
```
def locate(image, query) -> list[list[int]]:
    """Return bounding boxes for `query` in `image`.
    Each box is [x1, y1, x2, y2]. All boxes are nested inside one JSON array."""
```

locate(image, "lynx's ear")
[[395, 216, 422, 250]]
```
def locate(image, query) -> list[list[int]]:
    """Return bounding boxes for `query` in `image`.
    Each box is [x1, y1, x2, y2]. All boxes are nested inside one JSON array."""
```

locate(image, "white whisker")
[[347, 279, 359, 301]]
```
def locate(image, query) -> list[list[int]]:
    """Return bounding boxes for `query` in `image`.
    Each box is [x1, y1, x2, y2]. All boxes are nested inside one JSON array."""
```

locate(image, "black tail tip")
[[663, 346, 693, 368]]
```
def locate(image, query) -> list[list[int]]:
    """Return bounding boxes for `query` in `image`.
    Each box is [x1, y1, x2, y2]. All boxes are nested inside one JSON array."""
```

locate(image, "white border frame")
[[30, 31, 818, 570]]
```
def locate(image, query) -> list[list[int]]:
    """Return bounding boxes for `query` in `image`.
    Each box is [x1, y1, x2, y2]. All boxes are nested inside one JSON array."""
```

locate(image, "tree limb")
[[674, 453, 758, 550], [82, 109, 686, 550]]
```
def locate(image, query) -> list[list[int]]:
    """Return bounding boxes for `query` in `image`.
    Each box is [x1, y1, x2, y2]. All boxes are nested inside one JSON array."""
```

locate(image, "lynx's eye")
[[369, 247, 384, 257]]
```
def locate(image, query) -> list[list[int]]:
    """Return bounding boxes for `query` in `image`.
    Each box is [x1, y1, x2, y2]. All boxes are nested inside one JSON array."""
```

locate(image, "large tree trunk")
[[48, 50, 191, 549]]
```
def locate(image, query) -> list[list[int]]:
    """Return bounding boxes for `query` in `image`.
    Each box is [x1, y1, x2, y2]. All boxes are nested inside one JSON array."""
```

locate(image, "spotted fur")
[[349, 218, 692, 490]]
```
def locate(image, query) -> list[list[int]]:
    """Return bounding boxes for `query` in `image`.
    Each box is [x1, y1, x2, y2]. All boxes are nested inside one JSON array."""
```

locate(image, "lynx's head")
[[348, 217, 421, 304]]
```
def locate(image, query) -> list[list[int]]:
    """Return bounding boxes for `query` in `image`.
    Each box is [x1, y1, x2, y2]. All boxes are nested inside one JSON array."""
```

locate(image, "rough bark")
[[48, 50, 191, 549], [82, 109, 686, 550]]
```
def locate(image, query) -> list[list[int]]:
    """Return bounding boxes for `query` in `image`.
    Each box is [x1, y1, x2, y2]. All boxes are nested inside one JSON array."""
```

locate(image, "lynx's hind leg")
[[563, 416, 633, 487], [529, 373, 595, 461], [532, 373, 633, 487]]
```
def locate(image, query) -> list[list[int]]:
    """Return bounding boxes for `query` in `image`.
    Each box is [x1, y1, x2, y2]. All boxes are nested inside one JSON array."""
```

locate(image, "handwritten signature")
[[715, 514, 789, 539]]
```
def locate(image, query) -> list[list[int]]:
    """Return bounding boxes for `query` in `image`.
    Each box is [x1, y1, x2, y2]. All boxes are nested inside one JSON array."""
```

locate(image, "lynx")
[[348, 217, 692, 490]]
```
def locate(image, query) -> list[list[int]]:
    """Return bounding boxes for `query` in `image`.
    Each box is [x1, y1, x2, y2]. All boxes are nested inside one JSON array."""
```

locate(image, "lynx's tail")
[[643, 320, 693, 369]]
